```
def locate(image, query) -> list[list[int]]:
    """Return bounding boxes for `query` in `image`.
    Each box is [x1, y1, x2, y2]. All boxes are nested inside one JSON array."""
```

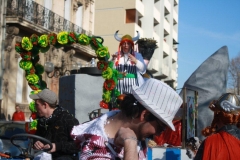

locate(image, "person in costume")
[[30, 89, 79, 160], [71, 78, 183, 160], [193, 93, 240, 160], [113, 30, 146, 94]]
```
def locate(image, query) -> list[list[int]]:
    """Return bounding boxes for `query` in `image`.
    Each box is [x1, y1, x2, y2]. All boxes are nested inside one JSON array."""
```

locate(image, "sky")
[[177, 1, 240, 89]]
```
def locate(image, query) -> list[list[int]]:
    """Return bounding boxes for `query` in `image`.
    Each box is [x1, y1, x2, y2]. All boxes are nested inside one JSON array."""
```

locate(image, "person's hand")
[[128, 54, 137, 64], [114, 127, 137, 147], [112, 54, 117, 61], [33, 141, 45, 150], [33, 141, 56, 153], [44, 143, 56, 153]]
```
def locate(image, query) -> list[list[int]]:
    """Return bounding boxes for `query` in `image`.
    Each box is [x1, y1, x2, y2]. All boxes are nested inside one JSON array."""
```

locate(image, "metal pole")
[[195, 91, 198, 137], [238, 72, 239, 95], [182, 87, 187, 148]]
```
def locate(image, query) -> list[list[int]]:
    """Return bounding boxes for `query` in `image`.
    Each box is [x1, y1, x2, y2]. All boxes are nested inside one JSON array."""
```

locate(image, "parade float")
[[15, 29, 229, 159]]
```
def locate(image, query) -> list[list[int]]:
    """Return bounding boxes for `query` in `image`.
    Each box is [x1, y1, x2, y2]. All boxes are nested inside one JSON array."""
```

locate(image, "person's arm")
[[123, 138, 138, 160], [133, 52, 147, 74], [114, 127, 138, 160], [21, 112, 25, 121], [54, 113, 79, 154], [12, 113, 15, 121], [112, 52, 118, 61]]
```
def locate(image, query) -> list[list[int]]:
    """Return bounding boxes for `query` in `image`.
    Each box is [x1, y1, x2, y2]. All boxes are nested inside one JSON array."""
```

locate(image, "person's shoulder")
[[59, 109, 75, 118], [205, 132, 224, 144], [135, 52, 143, 57]]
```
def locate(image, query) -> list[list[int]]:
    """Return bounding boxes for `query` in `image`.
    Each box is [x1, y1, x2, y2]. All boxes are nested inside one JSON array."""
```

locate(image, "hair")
[[38, 99, 57, 109], [202, 100, 240, 137], [119, 94, 157, 121]]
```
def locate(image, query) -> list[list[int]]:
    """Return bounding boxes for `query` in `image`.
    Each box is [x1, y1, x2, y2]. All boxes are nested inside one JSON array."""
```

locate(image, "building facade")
[[94, 0, 179, 88], [0, 0, 95, 120]]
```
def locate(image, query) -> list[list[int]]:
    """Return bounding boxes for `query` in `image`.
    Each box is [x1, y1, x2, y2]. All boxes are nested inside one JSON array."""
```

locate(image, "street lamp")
[[44, 58, 81, 78]]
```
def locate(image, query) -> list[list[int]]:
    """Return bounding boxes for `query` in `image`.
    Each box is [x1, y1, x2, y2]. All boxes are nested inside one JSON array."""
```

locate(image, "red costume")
[[195, 125, 240, 160], [12, 111, 25, 121], [154, 120, 182, 146]]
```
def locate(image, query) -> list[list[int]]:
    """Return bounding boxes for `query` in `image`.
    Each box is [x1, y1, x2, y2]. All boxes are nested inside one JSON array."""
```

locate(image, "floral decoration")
[[20, 52, 32, 61], [29, 101, 37, 113], [30, 34, 39, 46], [68, 32, 77, 43], [96, 46, 109, 59], [57, 31, 69, 44], [102, 91, 111, 103], [19, 60, 33, 70], [78, 34, 90, 45], [16, 31, 122, 134], [102, 67, 113, 79], [29, 83, 40, 90], [136, 38, 158, 60], [25, 67, 35, 75], [104, 79, 116, 91], [48, 33, 57, 45], [90, 37, 103, 50], [114, 89, 120, 98], [15, 42, 24, 53], [26, 74, 39, 84], [30, 112, 37, 120], [32, 55, 40, 64], [30, 120, 38, 130], [97, 61, 108, 71], [38, 35, 49, 48], [100, 100, 109, 109], [34, 63, 44, 75], [21, 37, 33, 51]]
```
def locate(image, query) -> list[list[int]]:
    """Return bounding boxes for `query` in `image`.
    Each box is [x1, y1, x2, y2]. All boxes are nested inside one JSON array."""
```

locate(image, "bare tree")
[[228, 53, 240, 94]]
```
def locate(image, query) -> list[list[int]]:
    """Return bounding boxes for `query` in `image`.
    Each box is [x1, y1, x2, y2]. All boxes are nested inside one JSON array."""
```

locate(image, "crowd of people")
[[11, 31, 239, 160]]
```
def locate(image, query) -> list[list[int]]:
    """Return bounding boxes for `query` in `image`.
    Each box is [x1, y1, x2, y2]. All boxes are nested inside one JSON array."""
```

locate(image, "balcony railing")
[[6, 0, 91, 35]]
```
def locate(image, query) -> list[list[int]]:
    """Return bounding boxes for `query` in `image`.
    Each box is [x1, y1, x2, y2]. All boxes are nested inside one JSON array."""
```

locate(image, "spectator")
[[12, 104, 25, 121], [29, 89, 79, 160]]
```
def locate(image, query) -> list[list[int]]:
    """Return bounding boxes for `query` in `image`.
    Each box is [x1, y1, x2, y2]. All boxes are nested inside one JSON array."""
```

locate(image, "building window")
[[126, 9, 142, 27], [126, 9, 136, 23]]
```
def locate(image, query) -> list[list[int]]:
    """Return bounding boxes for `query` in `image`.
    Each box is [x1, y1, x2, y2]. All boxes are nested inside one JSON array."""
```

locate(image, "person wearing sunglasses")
[[71, 78, 183, 160]]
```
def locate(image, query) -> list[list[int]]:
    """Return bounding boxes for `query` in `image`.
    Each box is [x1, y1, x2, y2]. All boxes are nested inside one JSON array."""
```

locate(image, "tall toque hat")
[[132, 78, 183, 131]]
